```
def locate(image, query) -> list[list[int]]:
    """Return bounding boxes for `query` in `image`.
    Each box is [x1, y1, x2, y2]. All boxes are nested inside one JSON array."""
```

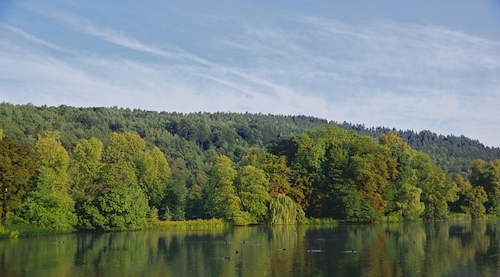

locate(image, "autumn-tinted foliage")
[[0, 139, 37, 218], [1, 104, 500, 229]]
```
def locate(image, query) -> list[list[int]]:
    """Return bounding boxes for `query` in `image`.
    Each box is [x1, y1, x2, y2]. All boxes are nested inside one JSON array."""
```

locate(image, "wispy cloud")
[[2, 4, 500, 146], [0, 23, 71, 53], [0, 22, 330, 118], [42, 9, 314, 102], [46, 10, 181, 59], [205, 14, 500, 144]]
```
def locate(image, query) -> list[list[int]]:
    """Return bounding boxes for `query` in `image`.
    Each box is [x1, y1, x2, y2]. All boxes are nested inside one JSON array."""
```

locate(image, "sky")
[[0, 1, 499, 146]]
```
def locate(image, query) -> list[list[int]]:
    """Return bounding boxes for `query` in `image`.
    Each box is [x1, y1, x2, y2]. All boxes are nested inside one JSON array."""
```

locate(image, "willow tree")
[[268, 194, 297, 224]]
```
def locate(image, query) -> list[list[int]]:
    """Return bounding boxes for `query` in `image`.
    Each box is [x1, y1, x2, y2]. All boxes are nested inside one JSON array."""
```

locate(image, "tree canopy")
[[1, 103, 500, 229]]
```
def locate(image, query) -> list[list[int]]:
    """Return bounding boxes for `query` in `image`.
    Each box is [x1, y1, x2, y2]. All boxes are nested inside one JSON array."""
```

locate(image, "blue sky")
[[1, 1, 499, 146]]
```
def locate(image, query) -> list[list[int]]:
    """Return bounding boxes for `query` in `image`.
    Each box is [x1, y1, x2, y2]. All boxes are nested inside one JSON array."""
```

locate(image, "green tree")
[[412, 153, 458, 219], [87, 132, 150, 230], [469, 159, 488, 187], [349, 136, 397, 215], [470, 159, 500, 215], [20, 132, 77, 231], [204, 155, 248, 224], [94, 168, 149, 230], [292, 132, 325, 206], [139, 146, 171, 208], [241, 148, 299, 201], [102, 132, 146, 184], [395, 183, 425, 218], [454, 175, 487, 219], [35, 131, 71, 188], [379, 131, 421, 217], [268, 194, 297, 224], [236, 165, 271, 223], [185, 184, 206, 219], [71, 137, 104, 196], [71, 137, 104, 229], [0, 139, 37, 218]]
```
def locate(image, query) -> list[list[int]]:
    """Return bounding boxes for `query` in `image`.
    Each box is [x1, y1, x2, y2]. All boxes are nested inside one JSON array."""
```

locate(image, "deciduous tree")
[[0, 139, 36, 218]]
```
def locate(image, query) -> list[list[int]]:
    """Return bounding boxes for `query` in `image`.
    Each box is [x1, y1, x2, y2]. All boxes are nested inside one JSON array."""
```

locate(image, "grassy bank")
[[0, 223, 73, 239], [148, 218, 230, 230], [298, 217, 339, 225]]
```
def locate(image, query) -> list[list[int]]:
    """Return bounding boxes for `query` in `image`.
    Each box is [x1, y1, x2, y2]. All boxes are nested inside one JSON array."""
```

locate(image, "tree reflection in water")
[[1, 221, 500, 276]]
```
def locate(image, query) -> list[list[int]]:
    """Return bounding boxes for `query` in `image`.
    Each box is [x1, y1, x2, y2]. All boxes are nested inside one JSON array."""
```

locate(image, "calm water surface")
[[1, 220, 500, 277]]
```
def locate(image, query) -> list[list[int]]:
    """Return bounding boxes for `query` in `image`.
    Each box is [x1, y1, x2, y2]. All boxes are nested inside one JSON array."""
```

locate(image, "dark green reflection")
[[1, 221, 500, 277]]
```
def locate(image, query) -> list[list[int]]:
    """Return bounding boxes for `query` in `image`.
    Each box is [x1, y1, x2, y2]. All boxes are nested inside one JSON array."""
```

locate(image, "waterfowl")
[[307, 249, 324, 253]]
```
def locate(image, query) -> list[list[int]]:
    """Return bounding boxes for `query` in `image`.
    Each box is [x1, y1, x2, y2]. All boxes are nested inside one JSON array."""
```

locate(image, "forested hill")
[[337, 122, 500, 173], [1, 103, 498, 174]]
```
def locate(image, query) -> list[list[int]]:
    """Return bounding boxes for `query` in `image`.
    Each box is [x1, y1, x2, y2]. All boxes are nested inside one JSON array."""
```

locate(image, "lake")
[[1, 220, 500, 277]]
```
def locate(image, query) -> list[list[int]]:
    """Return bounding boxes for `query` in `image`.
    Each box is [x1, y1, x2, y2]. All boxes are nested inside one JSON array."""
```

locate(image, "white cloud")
[[2, 6, 500, 146], [0, 23, 71, 53]]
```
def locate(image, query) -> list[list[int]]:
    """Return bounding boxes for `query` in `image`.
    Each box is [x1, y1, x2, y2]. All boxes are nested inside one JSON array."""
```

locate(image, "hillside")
[[1, 103, 498, 178]]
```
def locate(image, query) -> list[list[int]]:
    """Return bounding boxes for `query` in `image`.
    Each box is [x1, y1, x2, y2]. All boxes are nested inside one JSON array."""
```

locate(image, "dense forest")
[[1, 103, 500, 231]]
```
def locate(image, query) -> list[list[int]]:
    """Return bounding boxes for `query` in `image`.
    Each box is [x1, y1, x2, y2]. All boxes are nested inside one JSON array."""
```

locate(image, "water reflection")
[[1, 221, 500, 276]]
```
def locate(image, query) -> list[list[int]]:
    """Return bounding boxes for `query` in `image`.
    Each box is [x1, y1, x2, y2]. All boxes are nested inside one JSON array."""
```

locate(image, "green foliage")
[[0, 139, 37, 218], [453, 175, 488, 219], [412, 152, 458, 219], [35, 131, 70, 188], [71, 133, 154, 230], [71, 137, 104, 196], [298, 217, 338, 225], [468, 159, 500, 215], [340, 123, 500, 174], [19, 187, 77, 232], [0, 223, 71, 239], [152, 218, 229, 229], [236, 165, 271, 223], [395, 184, 425, 218], [160, 178, 187, 221], [139, 146, 171, 207], [268, 194, 297, 224], [94, 182, 149, 230], [102, 132, 145, 184], [349, 136, 397, 214], [185, 184, 206, 219], [3, 103, 500, 229], [204, 155, 244, 223], [271, 125, 395, 222], [19, 133, 76, 231]]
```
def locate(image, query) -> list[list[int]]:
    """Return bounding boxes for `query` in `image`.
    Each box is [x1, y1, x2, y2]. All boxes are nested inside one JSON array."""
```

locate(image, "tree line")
[[1, 125, 500, 231], [1, 103, 500, 231]]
